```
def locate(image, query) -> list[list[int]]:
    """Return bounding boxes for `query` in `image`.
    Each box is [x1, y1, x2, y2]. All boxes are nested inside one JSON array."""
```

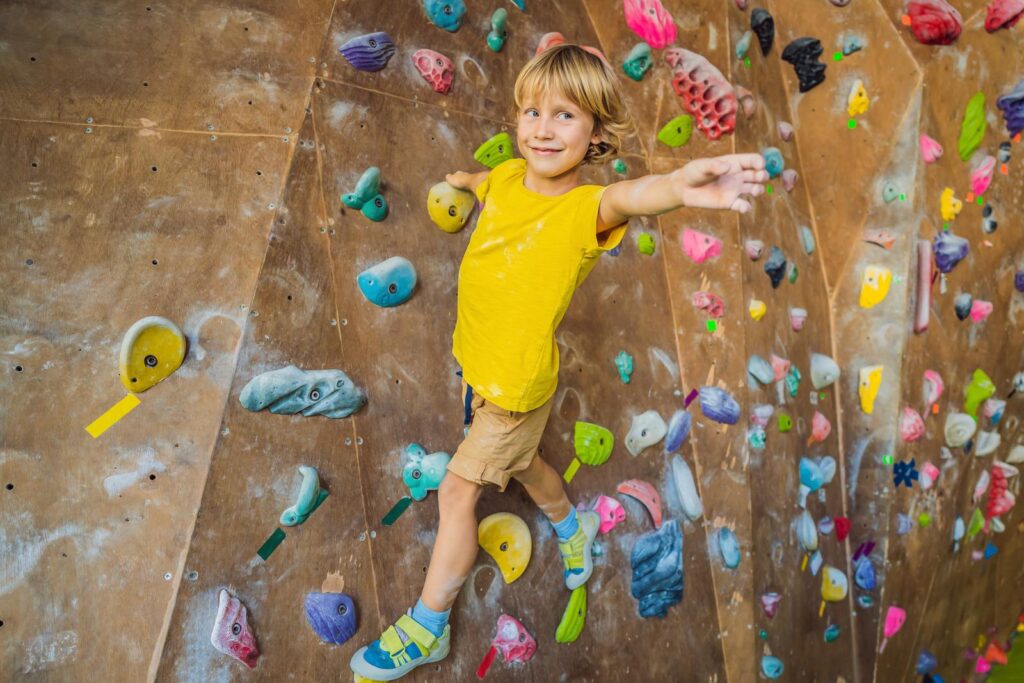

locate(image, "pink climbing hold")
[[616, 479, 663, 529], [808, 411, 831, 444], [736, 85, 756, 118], [593, 494, 626, 534], [211, 589, 260, 669], [770, 354, 790, 382], [665, 48, 737, 141], [492, 614, 536, 665], [681, 228, 723, 264], [970, 156, 996, 196], [778, 121, 794, 142], [899, 407, 926, 442], [623, 0, 678, 49], [986, 463, 1016, 529], [878, 606, 907, 653], [761, 592, 782, 618], [985, 0, 1024, 31], [692, 291, 725, 318], [745, 239, 765, 260], [734, 0, 749, 8], [920, 462, 941, 489], [412, 49, 454, 94], [781, 169, 798, 193], [789, 308, 807, 331], [970, 300, 993, 323], [919, 133, 943, 163], [907, 0, 963, 45], [923, 369, 944, 414]]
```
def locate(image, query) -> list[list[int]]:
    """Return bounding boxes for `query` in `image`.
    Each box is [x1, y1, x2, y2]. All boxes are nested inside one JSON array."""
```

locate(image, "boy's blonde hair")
[[513, 44, 634, 166]]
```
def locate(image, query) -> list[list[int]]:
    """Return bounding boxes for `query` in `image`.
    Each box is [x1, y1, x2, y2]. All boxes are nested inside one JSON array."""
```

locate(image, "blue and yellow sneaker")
[[560, 510, 600, 590], [350, 612, 450, 681]]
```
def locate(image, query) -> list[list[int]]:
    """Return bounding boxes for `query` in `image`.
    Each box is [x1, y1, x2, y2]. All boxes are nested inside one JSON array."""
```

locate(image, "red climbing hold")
[[834, 516, 851, 541], [907, 0, 963, 45], [664, 48, 737, 141], [985, 0, 1024, 31]]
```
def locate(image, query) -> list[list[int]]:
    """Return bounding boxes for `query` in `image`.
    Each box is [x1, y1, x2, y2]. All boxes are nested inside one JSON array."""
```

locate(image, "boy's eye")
[[557, 112, 573, 120]]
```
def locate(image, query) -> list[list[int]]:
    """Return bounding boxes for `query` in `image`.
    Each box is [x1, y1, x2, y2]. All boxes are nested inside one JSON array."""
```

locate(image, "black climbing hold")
[[782, 37, 827, 93], [751, 9, 774, 56], [764, 246, 787, 289], [954, 293, 973, 321]]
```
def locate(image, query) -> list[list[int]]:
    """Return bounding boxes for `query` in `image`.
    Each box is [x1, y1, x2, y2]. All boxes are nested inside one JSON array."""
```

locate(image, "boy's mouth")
[[530, 146, 561, 155]]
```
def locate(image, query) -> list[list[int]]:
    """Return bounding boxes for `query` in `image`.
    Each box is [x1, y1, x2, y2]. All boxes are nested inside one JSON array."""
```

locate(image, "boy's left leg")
[[512, 454, 600, 590]]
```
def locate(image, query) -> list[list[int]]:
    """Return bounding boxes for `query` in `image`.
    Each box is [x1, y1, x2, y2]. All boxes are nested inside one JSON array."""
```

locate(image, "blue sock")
[[552, 506, 579, 542], [411, 598, 450, 638]]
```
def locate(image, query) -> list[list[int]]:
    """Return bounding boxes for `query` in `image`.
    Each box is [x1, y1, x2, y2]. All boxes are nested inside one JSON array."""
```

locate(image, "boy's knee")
[[438, 473, 482, 513]]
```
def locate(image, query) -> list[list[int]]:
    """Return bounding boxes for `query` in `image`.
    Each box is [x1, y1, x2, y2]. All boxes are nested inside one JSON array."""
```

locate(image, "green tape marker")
[[257, 527, 286, 561], [382, 496, 413, 526]]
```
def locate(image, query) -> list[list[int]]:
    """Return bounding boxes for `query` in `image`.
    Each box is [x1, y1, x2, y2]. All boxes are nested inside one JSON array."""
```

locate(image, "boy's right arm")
[[446, 170, 490, 194]]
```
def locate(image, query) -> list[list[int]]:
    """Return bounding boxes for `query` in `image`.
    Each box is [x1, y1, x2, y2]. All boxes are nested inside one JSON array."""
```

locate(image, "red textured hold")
[[664, 48, 737, 141], [834, 516, 851, 541], [907, 0, 963, 45], [985, 0, 1024, 31]]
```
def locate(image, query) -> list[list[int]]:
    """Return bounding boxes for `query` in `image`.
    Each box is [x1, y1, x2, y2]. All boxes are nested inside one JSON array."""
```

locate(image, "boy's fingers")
[[732, 198, 752, 213]]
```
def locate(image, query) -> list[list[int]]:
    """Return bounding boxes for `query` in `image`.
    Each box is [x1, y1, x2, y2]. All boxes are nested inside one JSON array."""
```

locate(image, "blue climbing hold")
[[761, 655, 784, 679], [762, 147, 784, 179], [630, 520, 684, 618], [357, 257, 417, 307], [423, 0, 466, 32], [719, 527, 740, 569]]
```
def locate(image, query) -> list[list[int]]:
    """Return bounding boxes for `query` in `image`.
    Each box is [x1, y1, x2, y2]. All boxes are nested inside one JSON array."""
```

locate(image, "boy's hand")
[[675, 154, 768, 214], [446, 171, 481, 191]]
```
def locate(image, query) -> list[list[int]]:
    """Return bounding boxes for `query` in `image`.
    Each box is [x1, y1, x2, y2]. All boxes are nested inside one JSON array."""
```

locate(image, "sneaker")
[[350, 612, 451, 681], [559, 510, 600, 590]]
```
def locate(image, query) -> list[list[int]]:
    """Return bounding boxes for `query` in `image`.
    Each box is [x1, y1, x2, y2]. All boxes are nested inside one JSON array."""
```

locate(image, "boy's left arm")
[[597, 153, 769, 232]]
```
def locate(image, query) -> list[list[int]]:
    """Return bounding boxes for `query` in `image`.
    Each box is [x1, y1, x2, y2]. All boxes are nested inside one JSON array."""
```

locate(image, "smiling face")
[[516, 89, 601, 183]]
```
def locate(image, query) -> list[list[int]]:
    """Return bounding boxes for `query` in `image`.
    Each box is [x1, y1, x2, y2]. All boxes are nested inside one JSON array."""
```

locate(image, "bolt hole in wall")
[[6, 483, 13, 490], [15, 366, 23, 372], [152, 259, 158, 265]]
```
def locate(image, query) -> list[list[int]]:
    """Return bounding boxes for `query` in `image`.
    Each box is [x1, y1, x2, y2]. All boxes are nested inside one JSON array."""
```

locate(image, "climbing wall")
[[1, 0, 1022, 682]]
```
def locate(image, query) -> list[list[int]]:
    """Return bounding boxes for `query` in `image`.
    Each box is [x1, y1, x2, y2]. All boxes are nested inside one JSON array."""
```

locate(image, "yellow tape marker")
[[562, 458, 582, 484], [86, 394, 141, 438]]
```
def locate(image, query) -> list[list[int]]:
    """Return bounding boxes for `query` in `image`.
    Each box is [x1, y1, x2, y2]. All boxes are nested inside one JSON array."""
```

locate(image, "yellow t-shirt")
[[452, 158, 627, 412]]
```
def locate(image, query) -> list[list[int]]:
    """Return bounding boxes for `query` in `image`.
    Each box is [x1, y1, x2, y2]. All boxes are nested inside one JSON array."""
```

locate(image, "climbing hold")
[[764, 246, 787, 288], [907, 0, 963, 45], [637, 233, 656, 255], [614, 350, 634, 384], [778, 121, 794, 141], [810, 353, 840, 390], [859, 265, 892, 309], [357, 256, 417, 307], [919, 133, 943, 163], [762, 147, 784, 179], [820, 566, 849, 609], [631, 519, 684, 618], [338, 32, 396, 72], [787, 263, 798, 285], [211, 589, 260, 669], [281, 466, 329, 527], [403, 443, 451, 501], [882, 182, 899, 203], [474, 132, 514, 169], [750, 9, 774, 55], [735, 31, 753, 60], [718, 527, 740, 569], [847, 79, 869, 117], [799, 226, 815, 255], [1010, 445, 1024, 464], [778, 413, 793, 432], [427, 181, 476, 233], [971, 155, 996, 196], [878, 606, 906, 653], [824, 624, 841, 643], [622, 42, 653, 81], [800, 457, 824, 495], [900, 407, 926, 442], [770, 356, 790, 383], [981, 203, 997, 234], [970, 300, 993, 324], [996, 79, 1024, 137], [809, 411, 831, 444], [482, 614, 535, 675], [865, 229, 896, 249], [920, 462, 941, 489], [625, 410, 668, 456], [999, 140, 1013, 164], [859, 365, 884, 415], [982, 398, 1005, 423], [933, 230, 969, 273], [842, 35, 863, 55], [422, 0, 465, 32], [749, 299, 767, 321], [944, 412, 977, 448], [692, 291, 725, 318], [412, 49, 454, 94], [784, 366, 802, 398], [664, 410, 693, 453], [748, 355, 774, 386], [834, 517, 851, 541], [555, 586, 587, 643], [671, 455, 703, 521], [818, 517, 835, 535], [623, 0, 677, 49], [665, 48, 737, 140], [613, 159, 628, 174], [239, 365, 366, 418], [954, 293, 973, 321], [535, 31, 565, 55], [478, 512, 532, 584], [914, 240, 931, 333], [119, 316, 186, 393], [574, 421, 615, 468], [797, 509, 818, 552], [761, 656, 784, 679], [917, 650, 938, 675], [486, 8, 508, 52], [699, 386, 740, 425], [965, 369, 996, 417], [305, 592, 356, 645], [789, 307, 807, 331], [593, 495, 626, 534], [657, 114, 694, 148], [782, 169, 798, 192], [617, 479, 663, 528], [745, 239, 765, 260], [939, 187, 962, 222], [781, 37, 826, 93], [342, 167, 388, 221], [681, 228, 723, 264], [975, 430, 1000, 456], [958, 92, 987, 162], [854, 556, 877, 591]]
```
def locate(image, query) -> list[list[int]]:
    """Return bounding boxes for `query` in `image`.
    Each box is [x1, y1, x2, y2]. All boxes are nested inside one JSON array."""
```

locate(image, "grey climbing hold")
[[810, 353, 840, 390], [625, 410, 668, 456], [240, 365, 366, 418]]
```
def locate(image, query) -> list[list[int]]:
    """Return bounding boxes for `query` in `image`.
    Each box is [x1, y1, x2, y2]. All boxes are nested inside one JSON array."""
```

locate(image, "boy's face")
[[516, 90, 600, 179]]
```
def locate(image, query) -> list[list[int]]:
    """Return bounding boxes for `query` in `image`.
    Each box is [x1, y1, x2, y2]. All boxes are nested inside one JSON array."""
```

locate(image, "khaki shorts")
[[447, 380, 554, 491]]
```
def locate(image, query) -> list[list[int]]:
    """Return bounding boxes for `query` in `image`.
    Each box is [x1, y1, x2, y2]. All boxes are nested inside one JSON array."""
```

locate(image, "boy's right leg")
[[350, 472, 482, 681]]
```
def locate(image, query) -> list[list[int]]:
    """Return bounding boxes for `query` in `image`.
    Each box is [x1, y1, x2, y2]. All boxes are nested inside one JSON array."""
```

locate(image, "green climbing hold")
[[613, 159, 628, 174], [615, 350, 634, 384], [281, 465, 329, 527], [474, 132, 515, 169], [556, 586, 587, 643], [637, 233, 656, 255], [622, 42, 653, 81], [963, 368, 995, 418], [657, 114, 693, 148], [778, 413, 793, 432], [785, 366, 802, 398], [824, 624, 841, 642], [788, 264, 798, 284], [486, 8, 507, 52], [917, 513, 932, 528], [574, 421, 614, 467], [966, 507, 984, 538], [882, 182, 899, 203], [342, 167, 388, 221], [759, 629, 768, 641], [958, 92, 986, 162]]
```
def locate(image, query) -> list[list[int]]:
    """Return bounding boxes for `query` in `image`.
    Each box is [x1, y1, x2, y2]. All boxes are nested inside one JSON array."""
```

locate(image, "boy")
[[351, 44, 767, 680]]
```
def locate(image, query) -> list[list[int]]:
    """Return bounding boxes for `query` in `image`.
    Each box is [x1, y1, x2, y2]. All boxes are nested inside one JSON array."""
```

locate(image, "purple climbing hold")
[[1015, 270, 1024, 293], [933, 231, 969, 273], [996, 79, 1024, 137], [699, 386, 741, 425], [630, 519, 683, 618], [304, 592, 357, 645], [338, 32, 397, 72], [764, 246, 787, 288], [664, 410, 693, 453], [781, 37, 826, 93]]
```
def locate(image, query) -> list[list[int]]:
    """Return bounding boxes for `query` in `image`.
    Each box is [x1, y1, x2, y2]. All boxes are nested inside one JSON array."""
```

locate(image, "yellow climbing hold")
[[858, 265, 892, 309], [427, 181, 476, 233], [555, 585, 587, 643], [940, 187, 962, 221], [749, 298, 767, 321], [478, 512, 532, 584], [847, 79, 869, 117], [819, 565, 848, 616], [858, 365, 884, 415], [119, 316, 187, 393]]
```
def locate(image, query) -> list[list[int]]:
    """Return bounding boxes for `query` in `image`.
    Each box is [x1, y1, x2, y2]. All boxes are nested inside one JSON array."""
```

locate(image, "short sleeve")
[[579, 185, 627, 254], [474, 170, 493, 203]]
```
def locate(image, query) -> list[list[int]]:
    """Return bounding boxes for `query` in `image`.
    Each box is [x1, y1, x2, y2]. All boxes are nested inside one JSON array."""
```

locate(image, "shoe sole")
[[566, 511, 600, 590]]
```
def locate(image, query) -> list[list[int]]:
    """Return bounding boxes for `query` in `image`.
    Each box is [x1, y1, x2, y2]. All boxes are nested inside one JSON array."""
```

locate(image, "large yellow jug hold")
[[427, 181, 476, 233], [478, 512, 532, 584], [859, 265, 892, 308], [119, 316, 187, 393], [820, 565, 849, 616], [859, 365, 884, 415]]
